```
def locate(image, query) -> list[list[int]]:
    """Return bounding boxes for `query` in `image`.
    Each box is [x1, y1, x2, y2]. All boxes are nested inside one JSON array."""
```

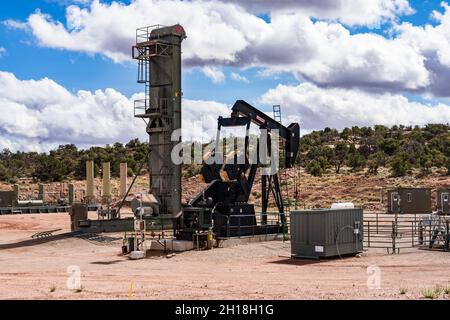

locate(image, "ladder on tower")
[[272, 105, 291, 213]]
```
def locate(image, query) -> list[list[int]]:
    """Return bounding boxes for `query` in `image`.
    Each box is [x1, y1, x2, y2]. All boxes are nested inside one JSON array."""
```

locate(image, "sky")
[[0, 0, 449, 152]]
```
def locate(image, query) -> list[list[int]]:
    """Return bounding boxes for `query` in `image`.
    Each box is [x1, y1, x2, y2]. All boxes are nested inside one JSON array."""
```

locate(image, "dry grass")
[[422, 286, 443, 299]]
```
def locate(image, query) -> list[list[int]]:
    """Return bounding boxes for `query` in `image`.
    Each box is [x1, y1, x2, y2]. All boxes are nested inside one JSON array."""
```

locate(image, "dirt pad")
[[0, 213, 450, 300]]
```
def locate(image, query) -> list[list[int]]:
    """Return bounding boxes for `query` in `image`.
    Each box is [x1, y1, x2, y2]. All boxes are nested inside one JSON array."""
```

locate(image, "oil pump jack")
[[176, 100, 300, 240]]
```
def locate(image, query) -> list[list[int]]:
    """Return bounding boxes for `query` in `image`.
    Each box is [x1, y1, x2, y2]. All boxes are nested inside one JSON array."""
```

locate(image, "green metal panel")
[[38, 183, 45, 202], [0, 191, 15, 207], [437, 189, 450, 214], [290, 208, 363, 258], [68, 183, 75, 205], [13, 184, 19, 202]]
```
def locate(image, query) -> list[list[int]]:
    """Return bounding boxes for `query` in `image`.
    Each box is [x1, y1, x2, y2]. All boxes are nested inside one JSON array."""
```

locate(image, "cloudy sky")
[[0, 0, 449, 151]]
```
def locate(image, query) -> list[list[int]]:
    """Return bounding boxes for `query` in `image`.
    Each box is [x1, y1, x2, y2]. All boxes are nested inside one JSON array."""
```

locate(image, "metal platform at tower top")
[[132, 25, 172, 61]]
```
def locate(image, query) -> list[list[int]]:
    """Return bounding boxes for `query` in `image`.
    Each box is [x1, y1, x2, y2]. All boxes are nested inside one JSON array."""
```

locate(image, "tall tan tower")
[[86, 160, 94, 202], [102, 162, 111, 200], [119, 162, 128, 197]]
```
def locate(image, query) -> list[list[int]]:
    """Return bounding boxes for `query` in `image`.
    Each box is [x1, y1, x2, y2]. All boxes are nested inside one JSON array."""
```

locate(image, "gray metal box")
[[290, 208, 364, 258], [0, 191, 15, 207], [437, 188, 450, 214], [387, 188, 431, 214]]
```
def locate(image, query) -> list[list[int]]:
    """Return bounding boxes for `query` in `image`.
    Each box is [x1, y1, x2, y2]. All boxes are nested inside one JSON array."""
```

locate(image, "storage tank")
[[290, 208, 364, 259]]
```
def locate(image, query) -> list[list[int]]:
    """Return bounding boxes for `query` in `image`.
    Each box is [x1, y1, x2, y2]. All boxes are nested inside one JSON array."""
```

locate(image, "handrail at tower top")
[[136, 24, 169, 43]]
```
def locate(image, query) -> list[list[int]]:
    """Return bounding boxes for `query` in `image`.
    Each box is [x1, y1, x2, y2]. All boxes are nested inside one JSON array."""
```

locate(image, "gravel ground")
[[0, 213, 449, 300]]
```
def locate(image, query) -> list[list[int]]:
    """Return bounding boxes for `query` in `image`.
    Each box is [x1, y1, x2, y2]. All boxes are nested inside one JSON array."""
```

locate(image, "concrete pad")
[[148, 239, 195, 252], [130, 251, 145, 260], [217, 234, 285, 248], [78, 218, 135, 233], [148, 234, 286, 251]]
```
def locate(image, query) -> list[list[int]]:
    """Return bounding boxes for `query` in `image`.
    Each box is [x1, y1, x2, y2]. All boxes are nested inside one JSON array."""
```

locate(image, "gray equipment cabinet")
[[437, 188, 450, 215], [387, 188, 431, 214], [290, 208, 364, 259]]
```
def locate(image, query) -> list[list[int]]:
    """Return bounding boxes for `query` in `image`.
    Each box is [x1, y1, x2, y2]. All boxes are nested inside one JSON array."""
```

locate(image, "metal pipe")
[[68, 183, 75, 205]]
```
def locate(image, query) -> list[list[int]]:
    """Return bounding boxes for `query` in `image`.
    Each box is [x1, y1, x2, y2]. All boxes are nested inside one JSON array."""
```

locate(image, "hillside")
[[298, 123, 449, 177], [0, 124, 448, 210], [0, 124, 448, 184], [2, 166, 448, 212]]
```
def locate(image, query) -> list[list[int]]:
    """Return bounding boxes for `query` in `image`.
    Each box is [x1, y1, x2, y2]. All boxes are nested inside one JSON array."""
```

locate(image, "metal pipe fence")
[[364, 212, 450, 253]]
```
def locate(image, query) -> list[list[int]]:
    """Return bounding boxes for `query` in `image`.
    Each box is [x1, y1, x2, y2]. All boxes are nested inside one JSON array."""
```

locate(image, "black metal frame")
[[214, 212, 286, 239], [213, 100, 299, 217], [176, 101, 300, 240]]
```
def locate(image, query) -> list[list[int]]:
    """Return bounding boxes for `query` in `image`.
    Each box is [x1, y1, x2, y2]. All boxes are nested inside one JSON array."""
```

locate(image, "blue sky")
[[0, 0, 438, 101], [0, 0, 295, 105], [0, 0, 295, 104], [0, 0, 449, 151]]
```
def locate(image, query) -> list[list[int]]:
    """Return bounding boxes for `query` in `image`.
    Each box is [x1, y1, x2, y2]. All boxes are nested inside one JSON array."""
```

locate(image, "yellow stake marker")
[[129, 280, 134, 300]]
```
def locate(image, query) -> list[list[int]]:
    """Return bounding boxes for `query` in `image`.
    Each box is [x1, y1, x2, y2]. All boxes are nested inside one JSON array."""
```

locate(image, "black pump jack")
[[175, 100, 300, 239]]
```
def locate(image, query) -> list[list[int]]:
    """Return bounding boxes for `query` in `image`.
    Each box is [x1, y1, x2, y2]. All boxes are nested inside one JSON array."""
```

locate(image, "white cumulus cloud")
[[260, 82, 450, 131], [0, 71, 228, 151], [394, 2, 450, 96], [183, 99, 230, 141], [230, 72, 249, 83], [223, 0, 414, 27], [0, 71, 448, 152], [201, 66, 225, 84], [241, 13, 429, 92], [2, 19, 28, 30], [12, 0, 435, 94]]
